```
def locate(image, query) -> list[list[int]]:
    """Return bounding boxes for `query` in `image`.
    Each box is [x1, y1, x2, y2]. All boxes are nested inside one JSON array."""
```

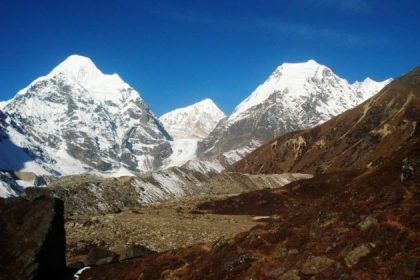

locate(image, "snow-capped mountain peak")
[[193, 98, 219, 110], [198, 59, 392, 167], [48, 54, 103, 79], [230, 60, 332, 121], [16, 55, 135, 105], [352, 77, 393, 99], [1, 55, 172, 176], [160, 98, 226, 139]]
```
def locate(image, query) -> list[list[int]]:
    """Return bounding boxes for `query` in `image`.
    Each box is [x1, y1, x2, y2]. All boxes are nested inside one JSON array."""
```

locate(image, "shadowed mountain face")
[[0, 110, 26, 172], [229, 67, 420, 175]]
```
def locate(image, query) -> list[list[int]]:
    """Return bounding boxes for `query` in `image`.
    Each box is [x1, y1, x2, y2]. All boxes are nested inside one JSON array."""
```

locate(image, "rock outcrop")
[[86, 247, 118, 266], [0, 196, 66, 280], [119, 245, 156, 261]]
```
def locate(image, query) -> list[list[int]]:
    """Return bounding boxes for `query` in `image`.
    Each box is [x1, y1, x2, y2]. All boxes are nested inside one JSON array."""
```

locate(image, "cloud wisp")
[[148, 2, 387, 48], [314, 0, 371, 13], [257, 20, 388, 47]]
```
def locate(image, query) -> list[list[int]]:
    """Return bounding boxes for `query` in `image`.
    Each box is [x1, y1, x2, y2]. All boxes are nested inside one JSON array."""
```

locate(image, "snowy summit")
[[160, 98, 225, 139], [197, 59, 392, 166], [0, 54, 172, 176]]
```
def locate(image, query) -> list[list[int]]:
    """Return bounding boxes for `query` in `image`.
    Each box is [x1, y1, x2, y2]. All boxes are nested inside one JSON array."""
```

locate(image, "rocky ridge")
[[23, 167, 311, 216]]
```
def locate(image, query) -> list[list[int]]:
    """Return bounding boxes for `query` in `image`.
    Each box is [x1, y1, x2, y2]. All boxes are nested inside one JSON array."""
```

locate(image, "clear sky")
[[1, 0, 419, 116]]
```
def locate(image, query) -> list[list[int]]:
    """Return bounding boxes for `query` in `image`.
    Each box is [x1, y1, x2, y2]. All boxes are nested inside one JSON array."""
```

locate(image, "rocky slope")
[[78, 67, 419, 280], [23, 167, 311, 216], [64, 195, 262, 264], [229, 67, 419, 174], [0, 55, 172, 176], [159, 98, 225, 140], [198, 60, 391, 167]]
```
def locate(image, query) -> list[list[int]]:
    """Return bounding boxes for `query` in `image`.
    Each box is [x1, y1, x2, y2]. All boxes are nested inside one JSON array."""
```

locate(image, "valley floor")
[[65, 194, 262, 265]]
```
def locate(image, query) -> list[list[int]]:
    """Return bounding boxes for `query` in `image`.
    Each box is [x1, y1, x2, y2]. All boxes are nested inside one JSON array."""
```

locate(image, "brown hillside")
[[80, 132, 420, 279], [228, 67, 420, 175]]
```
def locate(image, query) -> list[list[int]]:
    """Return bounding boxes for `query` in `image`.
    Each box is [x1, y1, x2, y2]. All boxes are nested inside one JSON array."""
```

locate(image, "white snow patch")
[[183, 159, 225, 174], [0, 100, 9, 110], [162, 139, 198, 169]]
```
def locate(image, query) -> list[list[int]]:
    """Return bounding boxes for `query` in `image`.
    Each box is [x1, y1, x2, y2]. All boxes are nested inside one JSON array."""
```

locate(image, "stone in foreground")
[[0, 196, 66, 280]]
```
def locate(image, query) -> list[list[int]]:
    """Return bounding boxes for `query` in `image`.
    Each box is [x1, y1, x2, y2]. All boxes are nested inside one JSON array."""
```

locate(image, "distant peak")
[[267, 60, 327, 83], [189, 98, 223, 113], [160, 98, 226, 119], [65, 54, 94, 64], [48, 54, 102, 79], [306, 59, 319, 64], [274, 60, 325, 75], [363, 77, 392, 84], [363, 77, 375, 83], [196, 98, 216, 107], [279, 59, 321, 68], [354, 77, 393, 87]]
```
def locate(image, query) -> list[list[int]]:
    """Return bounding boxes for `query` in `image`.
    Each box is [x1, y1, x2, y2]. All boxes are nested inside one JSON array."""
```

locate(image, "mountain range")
[[1, 55, 418, 280], [0, 55, 391, 194]]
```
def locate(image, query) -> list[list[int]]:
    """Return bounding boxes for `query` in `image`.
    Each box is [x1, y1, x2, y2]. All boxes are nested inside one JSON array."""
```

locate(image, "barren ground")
[[65, 194, 262, 264]]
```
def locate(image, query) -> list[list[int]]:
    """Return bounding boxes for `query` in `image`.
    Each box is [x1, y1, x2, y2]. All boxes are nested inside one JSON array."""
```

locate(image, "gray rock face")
[[1, 55, 172, 176], [0, 196, 66, 280]]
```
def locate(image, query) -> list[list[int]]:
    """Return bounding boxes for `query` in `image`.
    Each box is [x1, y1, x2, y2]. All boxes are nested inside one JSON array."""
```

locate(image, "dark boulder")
[[401, 158, 416, 182], [119, 245, 156, 261], [0, 195, 66, 280], [86, 247, 117, 266]]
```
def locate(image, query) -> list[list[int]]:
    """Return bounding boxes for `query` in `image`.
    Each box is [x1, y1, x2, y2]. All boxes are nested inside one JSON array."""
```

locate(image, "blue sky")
[[0, 0, 419, 115]]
